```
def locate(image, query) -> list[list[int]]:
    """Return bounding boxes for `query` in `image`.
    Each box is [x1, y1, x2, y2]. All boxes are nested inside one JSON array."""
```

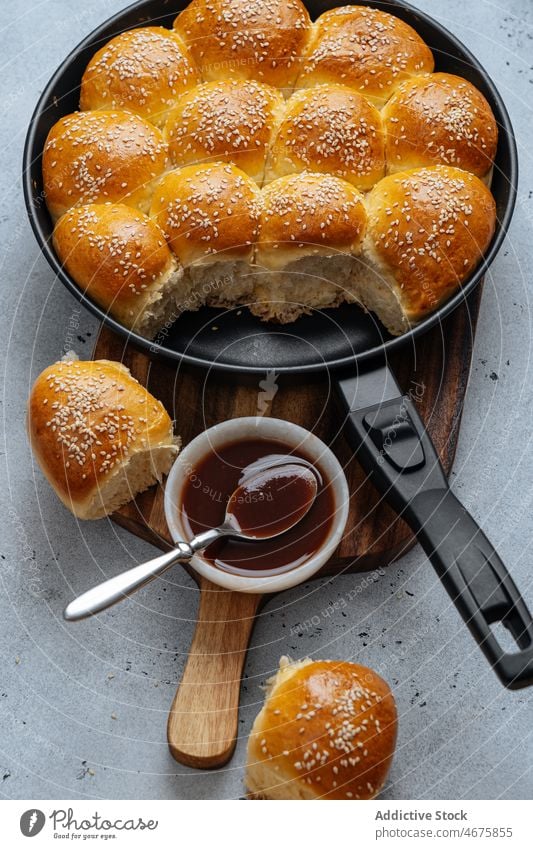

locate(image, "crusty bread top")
[[297, 6, 434, 105], [247, 657, 397, 799], [151, 161, 261, 267], [27, 360, 174, 510], [164, 79, 284, 182], [256, 172, 367, 269], [43, 110, 168, 219], [365, 165, 497, 321], [52, 204, 175, 326], [382, 72, 498, 177], [80, 27, 200, 127], [266, 83, 385, 191], [173, 0, 311, 89]]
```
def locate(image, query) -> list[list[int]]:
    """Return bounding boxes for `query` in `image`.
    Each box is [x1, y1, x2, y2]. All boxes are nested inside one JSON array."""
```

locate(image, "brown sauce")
[[179, 438, 336, 576]]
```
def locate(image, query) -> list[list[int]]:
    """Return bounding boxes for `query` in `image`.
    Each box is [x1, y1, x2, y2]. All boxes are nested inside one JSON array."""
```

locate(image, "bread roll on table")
[[246, 657, 397, 799], [297, 6, 434, 106], [52, 204, 183, 337], [382, 73, 498, 178], [80, 27, 200, 128], [173, 0, 311, 91], [43, 110, 168, 220], [27, 359, 179, 520]]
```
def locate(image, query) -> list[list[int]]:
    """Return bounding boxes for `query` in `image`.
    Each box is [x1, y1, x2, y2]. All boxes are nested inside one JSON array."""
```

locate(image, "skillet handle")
[[336, 364, 533, 689]]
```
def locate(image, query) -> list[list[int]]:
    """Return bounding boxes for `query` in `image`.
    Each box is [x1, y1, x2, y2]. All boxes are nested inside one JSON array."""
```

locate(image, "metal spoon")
[[63, 464, 318, 622]]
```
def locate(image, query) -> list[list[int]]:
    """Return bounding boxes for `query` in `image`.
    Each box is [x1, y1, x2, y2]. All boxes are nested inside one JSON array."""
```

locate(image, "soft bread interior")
[[249, 255, 358, 322], [79, 441, 179, 520], [132, 262, 186, 339]]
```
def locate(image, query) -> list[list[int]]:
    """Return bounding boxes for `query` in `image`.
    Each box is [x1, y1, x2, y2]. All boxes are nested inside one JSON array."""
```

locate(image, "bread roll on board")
[[27, 359, 179, 519], [246, 656, 397, 799]]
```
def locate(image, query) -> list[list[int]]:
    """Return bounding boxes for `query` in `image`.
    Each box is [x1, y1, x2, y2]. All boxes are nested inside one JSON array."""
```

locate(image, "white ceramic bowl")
[[164, 417, 349, 593]]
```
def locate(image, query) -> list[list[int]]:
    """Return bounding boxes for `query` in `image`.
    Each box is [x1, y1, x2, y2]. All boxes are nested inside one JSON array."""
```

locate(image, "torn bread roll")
[[359, 165, 497, 335], [151, 161, 261, 308], [27, 359, 179, 519], [253, 171, 367, 322], [53, 204, 183, 337], [246, 657, 397, 800]]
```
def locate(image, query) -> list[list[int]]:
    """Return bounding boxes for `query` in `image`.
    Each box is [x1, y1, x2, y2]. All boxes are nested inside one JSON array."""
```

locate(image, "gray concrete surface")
[[1, 0, 533, 800]]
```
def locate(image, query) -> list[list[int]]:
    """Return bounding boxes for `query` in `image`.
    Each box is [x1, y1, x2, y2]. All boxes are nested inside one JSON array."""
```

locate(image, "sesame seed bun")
[[52, 204, 183, 337], [382, 73, 498, 179], [150, 161, 261, 268], [265, 84, 385, 191], [360, 165, 497, 334], [164, 80, 284, 183], [297, 6, 434, 106], [173, 0, 311, 91], [27, 360, 179, 520], [43, 110, 168, 220], [246, 657, 397, 799], [80, 27, 201, 128]]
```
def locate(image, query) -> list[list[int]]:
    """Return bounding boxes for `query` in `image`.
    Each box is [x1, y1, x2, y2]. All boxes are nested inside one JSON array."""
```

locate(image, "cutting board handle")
[[167, 576, 261, 768]]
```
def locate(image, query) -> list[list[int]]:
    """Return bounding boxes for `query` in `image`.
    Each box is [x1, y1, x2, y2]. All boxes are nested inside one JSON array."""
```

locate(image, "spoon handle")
[[63, 541, 195, 621]]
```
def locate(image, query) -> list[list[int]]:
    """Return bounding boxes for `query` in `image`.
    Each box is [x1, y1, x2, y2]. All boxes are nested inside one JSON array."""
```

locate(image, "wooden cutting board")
[[92, 287, 481, 769]]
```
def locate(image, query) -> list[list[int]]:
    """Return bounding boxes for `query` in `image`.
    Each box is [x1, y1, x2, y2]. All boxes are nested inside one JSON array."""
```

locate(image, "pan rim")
[[22, 0, 518, 375]]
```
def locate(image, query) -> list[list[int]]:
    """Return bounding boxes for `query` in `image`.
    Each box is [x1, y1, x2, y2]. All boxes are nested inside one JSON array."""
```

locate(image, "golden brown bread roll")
[[253, 172, 367, 322], [27, 359, 179, 519], [297, 6, 434, 105], [265, 84, 385, 191], [52, 204, 183, 337], [382, 73, 498, 178], [164, 80, 284, 183], [173, 0, 311, 91], [80, 27, 201, 127], [246, 657, 397, 799], [151, 161, 260, 267], [151, 161, 261, 308], [43, 110, 168, 220], [359, 165, 497, 334]]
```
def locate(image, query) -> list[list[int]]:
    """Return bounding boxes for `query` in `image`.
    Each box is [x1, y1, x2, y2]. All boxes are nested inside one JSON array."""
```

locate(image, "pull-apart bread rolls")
[[52, 204, 182, 336], [173, 0, 312, 91], [361, 165, 496, 335], [246, 657, 397, 800], [43, 1, 499, 338], [28, 360, 178, 520], [382, 73, 498, 178], [43, 110, 167, 220], [254, 172, 367, 322], [165, 80, 284, 183], [297, 6, 434, 105], [80, 27, 200, 128]]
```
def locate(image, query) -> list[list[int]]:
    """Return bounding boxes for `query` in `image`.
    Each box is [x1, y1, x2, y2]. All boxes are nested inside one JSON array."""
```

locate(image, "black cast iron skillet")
[[23, 0, 533, 688]]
